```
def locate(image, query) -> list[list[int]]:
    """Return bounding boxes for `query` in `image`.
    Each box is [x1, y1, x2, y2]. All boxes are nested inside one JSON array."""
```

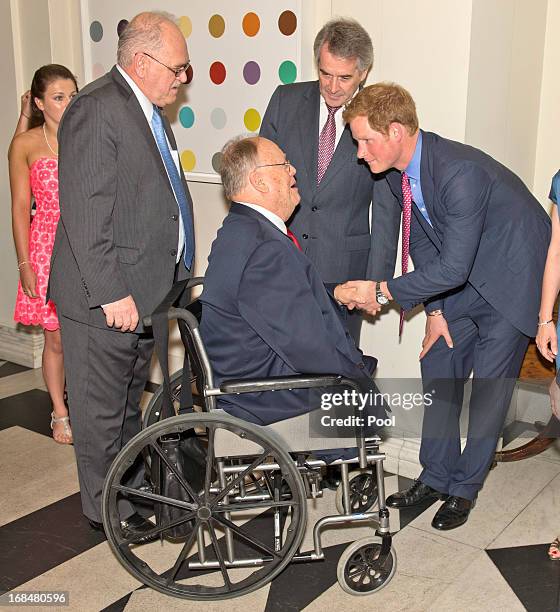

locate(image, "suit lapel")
[[297, 84, 320, 192], [418, 132, 442, 247], [110, 67, 175, 200]]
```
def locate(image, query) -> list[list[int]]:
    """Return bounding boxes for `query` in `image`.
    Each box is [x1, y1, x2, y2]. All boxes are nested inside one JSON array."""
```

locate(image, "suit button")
[[302, 233, 309, 239], [358, 362, 365, 369], [311, 206, 318, 211], [171, 214, 178, 221], [170, 249, 177, 256]]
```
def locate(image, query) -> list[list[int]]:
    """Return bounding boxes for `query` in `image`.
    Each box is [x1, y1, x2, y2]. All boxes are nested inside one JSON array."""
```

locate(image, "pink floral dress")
[[13, 157, 60, 330]]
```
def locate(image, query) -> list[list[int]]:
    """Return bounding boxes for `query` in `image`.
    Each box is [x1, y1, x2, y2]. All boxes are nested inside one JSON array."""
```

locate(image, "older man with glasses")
[[199, 136, 385, 438], [49, 11, 195, 538]]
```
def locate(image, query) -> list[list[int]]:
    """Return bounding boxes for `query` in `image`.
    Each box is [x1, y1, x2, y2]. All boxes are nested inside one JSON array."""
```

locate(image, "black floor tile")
[[0, 362, 31, 378], [0, 388, 53, 437], [100, 593, 132, 611], [487, 544, 560, 612], [0, 493, 105, 593]]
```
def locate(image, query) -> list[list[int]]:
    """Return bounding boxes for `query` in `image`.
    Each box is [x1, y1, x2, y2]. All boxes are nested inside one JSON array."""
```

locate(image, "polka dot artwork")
[[243, 61, 260, 85], [279, 60, 297, 84], [242, 12, 260, 37], [185, 64, 194, 85], [209, 61, 226, 85], [85, 2, 301, 176], [211, 152, 223, 173], [208, 14, 225, 38], [181, 150, 196, 172], [179, 107, 195, 128], [90, 20, 103, 42], [278, 10, 297, 35], [210, 108, 227, 129], [244, 108, 261, 133], [116, 19, 128, 37], [178, 15, 192, 38]]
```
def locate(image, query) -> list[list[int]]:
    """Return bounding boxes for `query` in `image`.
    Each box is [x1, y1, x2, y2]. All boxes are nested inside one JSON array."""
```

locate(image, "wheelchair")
[[102, 279, 395, 600]]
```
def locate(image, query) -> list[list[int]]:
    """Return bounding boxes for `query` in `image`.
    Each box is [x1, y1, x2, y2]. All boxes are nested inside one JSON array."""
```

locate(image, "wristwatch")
[[375, 281, 390, 305]]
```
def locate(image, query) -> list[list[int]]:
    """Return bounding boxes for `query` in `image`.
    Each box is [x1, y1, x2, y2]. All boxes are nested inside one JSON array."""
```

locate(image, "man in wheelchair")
[[199, 136, 388, 465]]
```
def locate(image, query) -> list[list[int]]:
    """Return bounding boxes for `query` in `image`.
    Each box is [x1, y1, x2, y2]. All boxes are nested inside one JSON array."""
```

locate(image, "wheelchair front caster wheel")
[[337, 537, 396, 595], [335, 469, 378, 514]]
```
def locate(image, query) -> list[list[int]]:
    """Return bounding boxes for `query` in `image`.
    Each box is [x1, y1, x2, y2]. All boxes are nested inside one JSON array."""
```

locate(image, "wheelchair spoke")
[[210, 450, 271, 508], [149, 441, 201, 502], [165, 519, 201, 583], [208, 519, 233, 591], [118, 511, 197, 546], [212, 514, 279, 558], [204, 426, 215, 502], [112, 484, 197, 511], [214, 499, 297, 513]]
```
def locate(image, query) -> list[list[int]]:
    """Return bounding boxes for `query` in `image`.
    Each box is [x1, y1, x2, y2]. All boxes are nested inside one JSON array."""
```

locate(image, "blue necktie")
[[151, 105, 194, 270]]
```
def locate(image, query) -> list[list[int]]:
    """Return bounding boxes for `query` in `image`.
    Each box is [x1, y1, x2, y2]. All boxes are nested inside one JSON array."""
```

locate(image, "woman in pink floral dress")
[[9, 65, 77, 444]]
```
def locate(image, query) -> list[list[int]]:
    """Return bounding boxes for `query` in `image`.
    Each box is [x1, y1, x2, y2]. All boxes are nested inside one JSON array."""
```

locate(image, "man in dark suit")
[[260, 18, 397, 343], [49, 12, 195, 536], [200, 136, 383, 431], [339, 83, 551, 529]]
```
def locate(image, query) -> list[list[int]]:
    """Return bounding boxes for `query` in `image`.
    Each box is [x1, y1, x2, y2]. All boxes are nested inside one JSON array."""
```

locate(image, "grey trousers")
[[59, 315, 154, 522]]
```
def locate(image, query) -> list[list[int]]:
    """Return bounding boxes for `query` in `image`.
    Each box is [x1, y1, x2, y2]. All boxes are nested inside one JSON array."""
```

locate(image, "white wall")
[[2, 0, 557, 376], [534, 0, 560, 207]]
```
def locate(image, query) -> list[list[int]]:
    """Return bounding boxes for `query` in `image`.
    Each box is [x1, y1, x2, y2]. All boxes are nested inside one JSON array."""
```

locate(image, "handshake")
[[334, 280, 389, 316]]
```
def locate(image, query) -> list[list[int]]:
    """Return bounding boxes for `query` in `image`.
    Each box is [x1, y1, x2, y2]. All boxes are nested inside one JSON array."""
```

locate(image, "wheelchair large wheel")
[[102, 413, 307, 600], [143, 369, 203, 429], [337, 537, 396, 595]]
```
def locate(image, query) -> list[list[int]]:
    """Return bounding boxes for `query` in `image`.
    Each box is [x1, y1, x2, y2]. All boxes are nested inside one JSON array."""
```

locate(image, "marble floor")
[[1, 360, 560, 611]]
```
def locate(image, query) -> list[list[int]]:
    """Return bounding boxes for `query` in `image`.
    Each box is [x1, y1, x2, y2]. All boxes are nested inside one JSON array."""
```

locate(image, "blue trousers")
[[419, 284, 529, 500]]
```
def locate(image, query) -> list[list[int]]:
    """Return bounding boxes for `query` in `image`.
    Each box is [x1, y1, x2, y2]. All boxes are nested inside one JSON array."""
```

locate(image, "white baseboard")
[[381, 436, 421, 479], [0, 322, 44, 368]]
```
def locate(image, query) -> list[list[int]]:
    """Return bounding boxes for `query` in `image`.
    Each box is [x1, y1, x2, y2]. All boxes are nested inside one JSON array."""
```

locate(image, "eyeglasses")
[[142, 52, 190, 78], [254, 160, 292, 170]]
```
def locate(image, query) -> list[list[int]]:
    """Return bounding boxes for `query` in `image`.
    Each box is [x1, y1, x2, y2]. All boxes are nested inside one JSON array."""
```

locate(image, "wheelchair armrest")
[[218, 374, 347, 394]]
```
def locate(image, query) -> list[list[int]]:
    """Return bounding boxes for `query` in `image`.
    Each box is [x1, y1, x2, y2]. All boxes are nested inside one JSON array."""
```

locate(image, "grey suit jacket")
[[49, 66, 194, 333], [260, 81, 398, 283], [386, 130, 551, 337]]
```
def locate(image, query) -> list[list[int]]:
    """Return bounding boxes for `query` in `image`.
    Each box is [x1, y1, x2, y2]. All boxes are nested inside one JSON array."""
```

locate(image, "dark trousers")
[[419, 285, 529, 500], [59, 315, 154, 522]]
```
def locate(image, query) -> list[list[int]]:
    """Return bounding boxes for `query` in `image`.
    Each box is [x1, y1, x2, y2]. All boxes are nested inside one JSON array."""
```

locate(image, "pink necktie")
[[317, 105, 339, 184], [287, 228, 302, 251], [400, 172, 412, 336]]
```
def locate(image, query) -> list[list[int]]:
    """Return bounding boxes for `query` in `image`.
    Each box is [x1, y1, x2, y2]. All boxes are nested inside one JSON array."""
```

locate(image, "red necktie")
[[317, 105, 340, 184], [400, 172, 412, 336], [287, 228, 302, 251]]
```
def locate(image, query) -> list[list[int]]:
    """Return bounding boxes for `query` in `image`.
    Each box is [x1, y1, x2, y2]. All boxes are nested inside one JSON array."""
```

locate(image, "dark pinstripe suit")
[[49, 66, 193, 522]]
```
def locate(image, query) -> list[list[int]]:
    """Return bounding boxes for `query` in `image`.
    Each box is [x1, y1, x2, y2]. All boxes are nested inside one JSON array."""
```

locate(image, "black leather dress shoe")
[[120, 513, 158, 544], [386, 480, 448, 508], [431, 496, 474, 530]]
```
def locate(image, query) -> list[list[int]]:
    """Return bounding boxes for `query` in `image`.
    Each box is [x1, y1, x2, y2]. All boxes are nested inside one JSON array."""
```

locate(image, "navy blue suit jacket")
[[386, 131, 551, 337], [199, 204, 378, 425]]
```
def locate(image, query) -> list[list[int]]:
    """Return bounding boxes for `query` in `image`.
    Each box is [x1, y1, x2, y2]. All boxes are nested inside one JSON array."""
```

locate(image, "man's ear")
[[132, 52, 147, 80], [389, 122, 404, 141], [248, 170, 268, 194]]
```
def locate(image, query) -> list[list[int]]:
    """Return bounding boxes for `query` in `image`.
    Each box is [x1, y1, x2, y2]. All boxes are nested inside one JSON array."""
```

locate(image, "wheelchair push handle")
[[142, 276, 204, 328]]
